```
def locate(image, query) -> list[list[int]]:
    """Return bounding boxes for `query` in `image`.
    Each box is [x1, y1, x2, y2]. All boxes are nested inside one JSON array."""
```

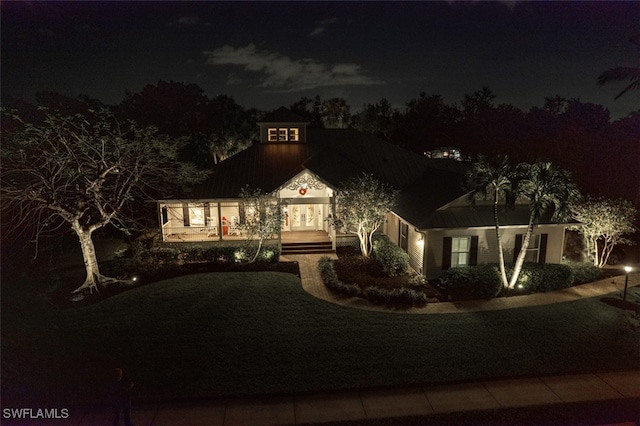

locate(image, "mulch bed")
[[333, 247, 443, 299]]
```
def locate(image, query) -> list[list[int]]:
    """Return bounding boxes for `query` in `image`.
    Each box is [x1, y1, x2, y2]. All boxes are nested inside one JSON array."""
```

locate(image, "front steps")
[[281, 241, 334, 255]]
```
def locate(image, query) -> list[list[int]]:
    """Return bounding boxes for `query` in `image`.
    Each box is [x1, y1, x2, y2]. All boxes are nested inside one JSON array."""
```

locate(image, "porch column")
[[330, 196, 337, 251], [217, 201, 223, 241], [157, 201, 164, 241]]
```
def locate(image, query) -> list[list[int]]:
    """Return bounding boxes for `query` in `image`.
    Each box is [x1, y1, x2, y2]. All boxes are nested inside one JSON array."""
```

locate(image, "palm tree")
[[465, 156, 519, 289], [509, 162, 579, 289], [597, 33, 640, 100]]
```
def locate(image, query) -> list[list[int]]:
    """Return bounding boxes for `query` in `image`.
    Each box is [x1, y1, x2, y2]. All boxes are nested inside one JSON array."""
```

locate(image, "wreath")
[[298, 187, 307, 196]]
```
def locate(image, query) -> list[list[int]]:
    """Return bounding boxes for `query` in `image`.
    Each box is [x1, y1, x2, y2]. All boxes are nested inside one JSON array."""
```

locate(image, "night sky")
[[2, 1, 639, 119]]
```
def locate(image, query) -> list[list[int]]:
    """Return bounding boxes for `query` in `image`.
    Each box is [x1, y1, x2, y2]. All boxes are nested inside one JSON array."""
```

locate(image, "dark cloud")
[[203, 44, 382, 92]]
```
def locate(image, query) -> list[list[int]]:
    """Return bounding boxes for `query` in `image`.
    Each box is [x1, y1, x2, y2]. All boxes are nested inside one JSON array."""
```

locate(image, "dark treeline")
[[2, 82, 638, 206]]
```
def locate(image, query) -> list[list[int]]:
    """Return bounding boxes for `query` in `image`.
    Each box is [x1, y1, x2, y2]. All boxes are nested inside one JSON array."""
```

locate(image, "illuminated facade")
[[156, 108, 569, 278]]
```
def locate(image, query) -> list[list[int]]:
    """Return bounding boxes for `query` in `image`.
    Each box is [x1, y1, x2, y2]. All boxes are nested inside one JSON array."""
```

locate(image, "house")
[[155, 107, 569, 279]]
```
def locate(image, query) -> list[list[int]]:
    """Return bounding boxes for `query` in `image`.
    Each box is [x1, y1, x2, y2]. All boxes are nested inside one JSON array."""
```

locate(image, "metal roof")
[[257, 107, 309, 124], [164, 127, 564, 230], [178, 128, 443, 199]]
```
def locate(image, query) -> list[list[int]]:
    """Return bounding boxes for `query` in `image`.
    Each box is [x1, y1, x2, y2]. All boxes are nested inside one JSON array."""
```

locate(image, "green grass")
[[2, 270, 639, 407]]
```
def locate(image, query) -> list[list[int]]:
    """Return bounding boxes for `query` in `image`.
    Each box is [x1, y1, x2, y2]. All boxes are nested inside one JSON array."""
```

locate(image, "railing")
[[163, 224, 250, 242]]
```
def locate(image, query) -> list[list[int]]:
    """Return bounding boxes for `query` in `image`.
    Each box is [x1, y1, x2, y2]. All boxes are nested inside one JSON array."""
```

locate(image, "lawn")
[[2, 268, 639, 408]]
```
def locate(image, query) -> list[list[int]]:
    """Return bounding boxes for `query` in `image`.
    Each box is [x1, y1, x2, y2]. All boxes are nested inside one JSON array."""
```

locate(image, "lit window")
[[289, 128, 299, 141], [268, 128, 278, 142], [451, 237, 471, 267], [189, 205, 205, 226], [278, 128, 288, 141]]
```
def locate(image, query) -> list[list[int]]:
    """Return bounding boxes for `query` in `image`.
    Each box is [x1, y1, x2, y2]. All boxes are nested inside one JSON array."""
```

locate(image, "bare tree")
[[1, 108, 206, 295]]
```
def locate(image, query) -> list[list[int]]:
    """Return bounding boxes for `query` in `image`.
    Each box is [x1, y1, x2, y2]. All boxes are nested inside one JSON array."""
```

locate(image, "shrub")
[[318, 256, 426, 305], [372, 235, 410, 276], [143, 247, 181, 265], [319, 257, 362, 297], [563, 261, 601, 285], [439, 265, 503, 300], [511, 263, 574, 292]]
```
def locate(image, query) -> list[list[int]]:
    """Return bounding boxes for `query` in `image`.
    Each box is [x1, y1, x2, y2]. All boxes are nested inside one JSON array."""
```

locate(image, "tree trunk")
[[250, 238, 264, 263], [493, 193, 509, 289], [71, 222, 116, 294], [508, 212, 536, 289]]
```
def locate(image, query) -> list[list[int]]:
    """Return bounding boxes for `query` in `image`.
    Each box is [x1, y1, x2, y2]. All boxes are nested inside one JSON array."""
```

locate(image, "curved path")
[[282, 253, 640, 314]]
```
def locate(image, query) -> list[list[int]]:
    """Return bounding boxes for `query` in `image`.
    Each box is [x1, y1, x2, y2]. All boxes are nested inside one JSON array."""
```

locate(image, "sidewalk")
[[64, 258, 639, 425], [70, 370, 639, 425]]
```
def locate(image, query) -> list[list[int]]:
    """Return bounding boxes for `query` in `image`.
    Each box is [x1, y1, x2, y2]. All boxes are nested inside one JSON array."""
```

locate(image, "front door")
[[291, 204, 316, 230]]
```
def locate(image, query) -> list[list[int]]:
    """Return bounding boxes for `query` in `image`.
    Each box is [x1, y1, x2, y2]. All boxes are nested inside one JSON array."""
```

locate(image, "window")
[[443, 236, 478, 269], [451, 236, 471, 267], [267, 127, 300, 142], [189, 205, 205, 226], [513, 233, 548, 263], [399, 222, 409, 252]]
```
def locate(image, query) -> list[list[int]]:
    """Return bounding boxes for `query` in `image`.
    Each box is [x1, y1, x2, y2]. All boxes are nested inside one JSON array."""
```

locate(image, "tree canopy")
[[570, 196, 637, 267], [333, 173, 396, 258], [0, 107, 207, 294]]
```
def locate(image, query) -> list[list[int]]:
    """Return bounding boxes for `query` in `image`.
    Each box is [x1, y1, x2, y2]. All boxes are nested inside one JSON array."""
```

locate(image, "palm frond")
[[597, 66, 640, 100]]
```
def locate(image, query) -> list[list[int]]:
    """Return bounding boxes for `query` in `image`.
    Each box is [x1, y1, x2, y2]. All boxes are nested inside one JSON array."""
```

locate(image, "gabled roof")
[[258, 107, 309, 124], [393, 165, 469, 228]]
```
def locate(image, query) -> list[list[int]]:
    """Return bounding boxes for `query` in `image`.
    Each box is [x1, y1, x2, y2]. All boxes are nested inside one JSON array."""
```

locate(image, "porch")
[[162, 229, 331, 244]]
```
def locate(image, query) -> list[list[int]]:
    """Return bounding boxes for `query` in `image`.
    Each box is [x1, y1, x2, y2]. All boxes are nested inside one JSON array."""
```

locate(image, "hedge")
[[439, 264, 503, 301], [439, 262, 583, 301]]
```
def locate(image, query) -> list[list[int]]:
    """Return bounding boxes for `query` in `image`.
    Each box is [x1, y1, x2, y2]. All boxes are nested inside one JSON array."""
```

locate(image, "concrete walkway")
[[71, 370, 639, 425], [286, 253, 640, 314], [64, 257, 639, 425]]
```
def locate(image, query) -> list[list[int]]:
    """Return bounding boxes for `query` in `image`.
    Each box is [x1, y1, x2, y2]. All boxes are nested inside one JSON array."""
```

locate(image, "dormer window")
[[268, 127, 300, 142]]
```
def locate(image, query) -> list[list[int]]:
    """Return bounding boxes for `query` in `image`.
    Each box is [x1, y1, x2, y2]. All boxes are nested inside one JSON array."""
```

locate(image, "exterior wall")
[[386, 213, 400, 246], [385, 213, 423, 274], [423, 225, 567, 279], [407, 227, 424, 274]]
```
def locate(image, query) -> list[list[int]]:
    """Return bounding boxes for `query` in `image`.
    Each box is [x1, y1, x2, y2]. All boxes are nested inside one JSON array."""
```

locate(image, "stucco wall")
[[423, 225, 566, 279]]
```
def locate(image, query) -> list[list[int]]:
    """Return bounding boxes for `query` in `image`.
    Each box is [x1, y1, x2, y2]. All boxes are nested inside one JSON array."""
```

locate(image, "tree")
[[1, 107, 206, 295], [464, 156, 518, 289], [570, 196, 637, 267], [333, 173, 396, 258], [321, 97, 351, 128], [207, 95, 257, 164], [238, 187, 286, 263], [289, 96, 322, 127], [597, 33, 640, 100], [351, 98, 400, 143], [510, 162, 578, 289]]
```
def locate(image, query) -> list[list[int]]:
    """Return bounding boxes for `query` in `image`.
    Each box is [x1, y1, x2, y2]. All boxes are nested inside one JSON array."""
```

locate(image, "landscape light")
[[623, 266, 632, 301]]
